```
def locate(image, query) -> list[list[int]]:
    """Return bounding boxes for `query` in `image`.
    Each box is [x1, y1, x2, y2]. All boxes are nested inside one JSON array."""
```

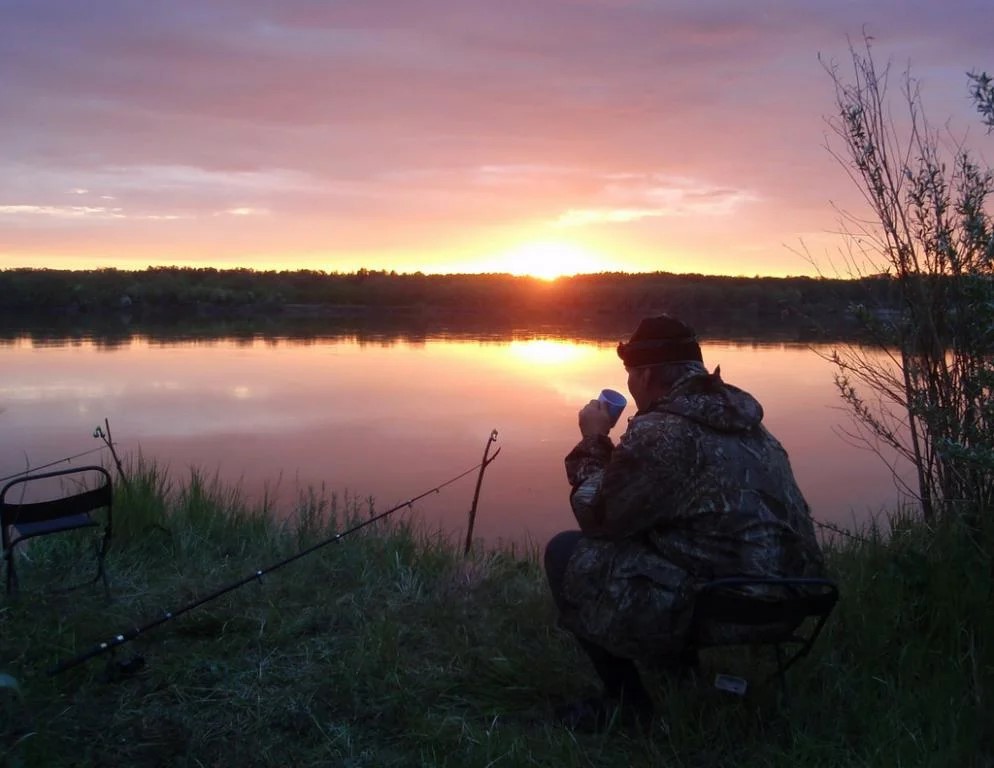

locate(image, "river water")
[[0, 329, 910, 547]]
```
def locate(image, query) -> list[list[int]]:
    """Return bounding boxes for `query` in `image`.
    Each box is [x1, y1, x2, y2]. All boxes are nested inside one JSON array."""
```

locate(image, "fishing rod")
[[1, 417, 125, 485], [0, 445, 110, 484], [49, 454, 499, 676]]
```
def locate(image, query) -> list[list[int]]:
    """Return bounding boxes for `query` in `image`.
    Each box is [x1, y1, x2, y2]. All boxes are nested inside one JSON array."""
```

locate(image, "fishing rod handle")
[[49, 629, 138, 675]]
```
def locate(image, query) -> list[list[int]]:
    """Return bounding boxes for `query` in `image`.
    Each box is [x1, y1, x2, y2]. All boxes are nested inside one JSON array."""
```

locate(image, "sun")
[[496, 241, 609, 280]]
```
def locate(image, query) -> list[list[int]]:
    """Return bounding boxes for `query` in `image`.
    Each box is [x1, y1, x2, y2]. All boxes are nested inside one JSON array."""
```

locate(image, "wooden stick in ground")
[[463, 429, 500, 556], [96, 417, 129, 489]]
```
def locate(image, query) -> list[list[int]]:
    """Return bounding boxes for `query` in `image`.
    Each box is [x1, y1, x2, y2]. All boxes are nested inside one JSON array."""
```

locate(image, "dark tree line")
[[0, 266, 901, 335]]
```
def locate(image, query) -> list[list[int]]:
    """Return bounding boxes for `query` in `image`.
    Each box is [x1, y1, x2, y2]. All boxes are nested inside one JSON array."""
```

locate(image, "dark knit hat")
[[616, 315, 703, 367]]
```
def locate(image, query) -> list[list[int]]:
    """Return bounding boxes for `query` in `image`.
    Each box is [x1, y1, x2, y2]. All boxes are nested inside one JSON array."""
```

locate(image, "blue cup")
[[598, 388, 627, 428]]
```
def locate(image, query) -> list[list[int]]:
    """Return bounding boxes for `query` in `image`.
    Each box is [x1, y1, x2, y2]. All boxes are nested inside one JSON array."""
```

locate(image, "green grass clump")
[[1, 458, 990, 767]]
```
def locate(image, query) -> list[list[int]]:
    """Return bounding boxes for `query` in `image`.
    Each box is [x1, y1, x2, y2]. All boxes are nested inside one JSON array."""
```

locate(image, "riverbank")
[[1, 459, 989, 767]]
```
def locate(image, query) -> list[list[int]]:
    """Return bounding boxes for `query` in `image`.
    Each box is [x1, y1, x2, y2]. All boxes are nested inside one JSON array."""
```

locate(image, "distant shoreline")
[[1, 267, 896, 341]]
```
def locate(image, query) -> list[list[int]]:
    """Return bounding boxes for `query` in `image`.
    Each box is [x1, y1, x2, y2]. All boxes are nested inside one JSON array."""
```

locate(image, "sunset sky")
[[1, 1, 990, 278]]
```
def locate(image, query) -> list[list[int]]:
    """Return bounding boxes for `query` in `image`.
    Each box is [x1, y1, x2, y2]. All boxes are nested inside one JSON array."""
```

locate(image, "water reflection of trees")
[[0, 316, 876, 349]]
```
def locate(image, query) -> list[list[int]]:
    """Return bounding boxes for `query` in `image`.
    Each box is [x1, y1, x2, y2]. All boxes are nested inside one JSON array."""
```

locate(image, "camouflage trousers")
[[556, 534, 696, 660]]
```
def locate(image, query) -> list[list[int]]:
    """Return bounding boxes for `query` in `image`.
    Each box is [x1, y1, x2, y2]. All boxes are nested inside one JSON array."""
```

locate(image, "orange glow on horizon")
[[468, 240, 619, 280], [0, 242, 814, 279]]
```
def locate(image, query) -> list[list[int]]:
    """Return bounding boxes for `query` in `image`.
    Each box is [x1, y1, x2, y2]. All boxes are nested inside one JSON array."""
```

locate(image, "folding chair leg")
[[90, 533, 112, 600], [5, 551, 17, 596], [96, 558, 110, 601], [774, 644, 790, 707]]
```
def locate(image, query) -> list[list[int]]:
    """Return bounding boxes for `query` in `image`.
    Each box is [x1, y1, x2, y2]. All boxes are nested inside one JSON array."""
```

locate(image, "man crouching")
[[544, 315, 825, 731]]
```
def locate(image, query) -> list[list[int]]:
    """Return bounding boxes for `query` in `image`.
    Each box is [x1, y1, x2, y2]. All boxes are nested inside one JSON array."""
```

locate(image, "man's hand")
[[578, 400, 613, 438]]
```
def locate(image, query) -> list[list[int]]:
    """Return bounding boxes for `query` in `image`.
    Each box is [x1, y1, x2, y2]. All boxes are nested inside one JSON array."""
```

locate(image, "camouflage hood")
[[647, 367, 764, 433]]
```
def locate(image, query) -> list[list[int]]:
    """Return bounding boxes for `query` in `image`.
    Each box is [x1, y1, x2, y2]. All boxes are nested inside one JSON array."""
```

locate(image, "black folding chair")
[[688, 577, 839, 701], [1, 465, 113, 596]]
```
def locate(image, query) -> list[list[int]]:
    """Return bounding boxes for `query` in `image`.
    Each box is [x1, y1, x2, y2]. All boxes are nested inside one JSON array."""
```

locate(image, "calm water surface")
[[0, 332, 908, 546]]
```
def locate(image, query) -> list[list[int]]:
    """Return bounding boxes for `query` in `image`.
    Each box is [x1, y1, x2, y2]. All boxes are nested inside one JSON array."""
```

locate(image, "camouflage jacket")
[[560, 368, 824, 658]]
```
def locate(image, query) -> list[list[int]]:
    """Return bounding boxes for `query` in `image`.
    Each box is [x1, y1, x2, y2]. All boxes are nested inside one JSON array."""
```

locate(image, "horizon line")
[[0, 264, 866, 281]]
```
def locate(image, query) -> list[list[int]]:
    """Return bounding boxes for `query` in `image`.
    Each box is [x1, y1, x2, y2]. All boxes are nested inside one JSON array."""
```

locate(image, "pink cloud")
[[0, 1, 989, 274]]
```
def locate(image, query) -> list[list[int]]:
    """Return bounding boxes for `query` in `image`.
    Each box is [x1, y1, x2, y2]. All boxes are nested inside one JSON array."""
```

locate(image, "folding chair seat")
[[1, 465, 113, 596], [686, 576, 839, 701]]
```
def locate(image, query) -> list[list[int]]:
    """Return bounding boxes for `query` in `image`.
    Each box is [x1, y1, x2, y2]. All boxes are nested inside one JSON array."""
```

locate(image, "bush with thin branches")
[[821, 39, 994, 529]]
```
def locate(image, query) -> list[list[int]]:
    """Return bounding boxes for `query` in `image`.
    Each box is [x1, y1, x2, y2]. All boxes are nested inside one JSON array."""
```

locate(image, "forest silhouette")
[[0, 267, 900, 341]]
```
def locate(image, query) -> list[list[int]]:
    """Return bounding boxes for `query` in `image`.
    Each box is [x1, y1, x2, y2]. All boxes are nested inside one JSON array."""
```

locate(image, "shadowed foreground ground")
[[1, 460, 989, 767]]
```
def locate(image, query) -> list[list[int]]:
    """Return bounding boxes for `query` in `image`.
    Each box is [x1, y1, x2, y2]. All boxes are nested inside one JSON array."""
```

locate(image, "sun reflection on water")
[[507, 338, 596, 366]]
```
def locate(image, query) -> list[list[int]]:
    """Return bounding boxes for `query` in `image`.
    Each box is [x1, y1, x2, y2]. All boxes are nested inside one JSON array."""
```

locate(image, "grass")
[[1, 457, 991, 767]]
